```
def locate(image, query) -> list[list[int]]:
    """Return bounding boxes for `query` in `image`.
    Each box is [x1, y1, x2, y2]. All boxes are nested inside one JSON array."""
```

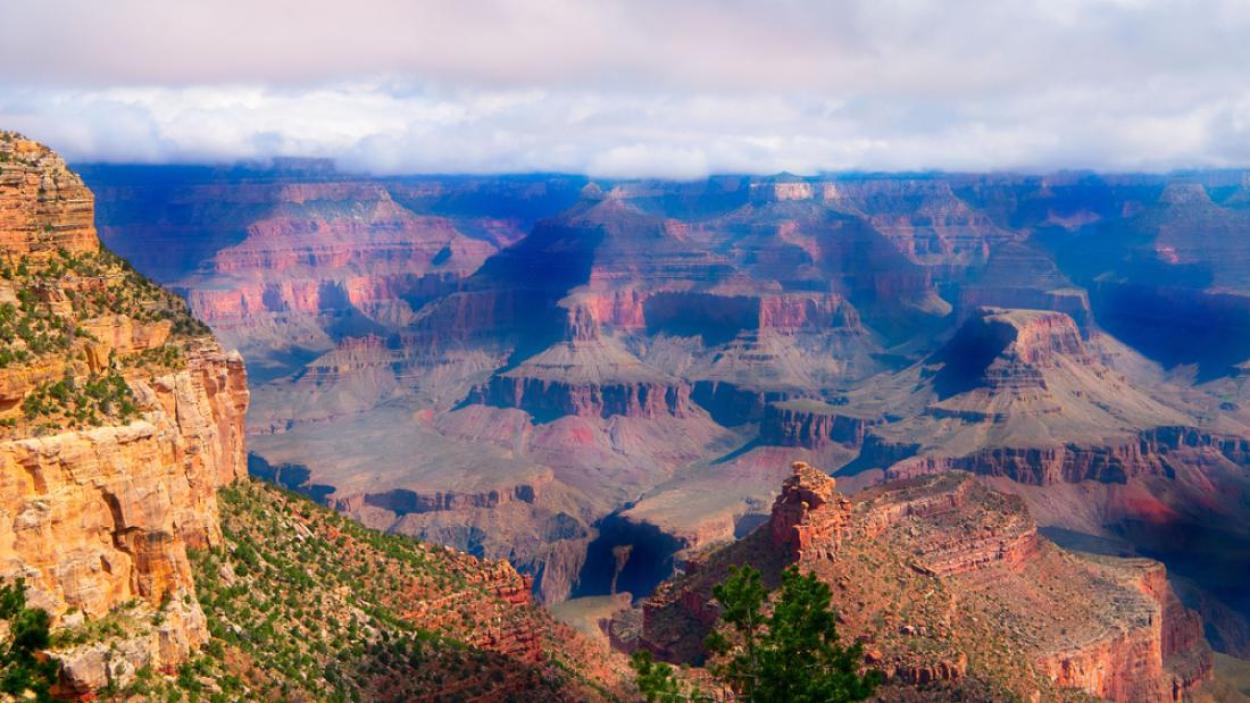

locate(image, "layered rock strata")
[[0, 132, 98, 255], [80, 163, 1250, 656], [759, 400, 880, 449], [0, 132, 250, 695], [634, 463, 1212, 702], [880, 426, 1250, 486]]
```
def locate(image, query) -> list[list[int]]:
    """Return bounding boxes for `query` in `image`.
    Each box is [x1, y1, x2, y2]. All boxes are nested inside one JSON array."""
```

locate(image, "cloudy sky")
[[1, 0, 1249, 177]]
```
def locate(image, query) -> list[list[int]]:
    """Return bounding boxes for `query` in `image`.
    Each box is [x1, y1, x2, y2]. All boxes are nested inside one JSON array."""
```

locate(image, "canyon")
[[0, 133, 622, 700], [78, 161, 1250, 695]]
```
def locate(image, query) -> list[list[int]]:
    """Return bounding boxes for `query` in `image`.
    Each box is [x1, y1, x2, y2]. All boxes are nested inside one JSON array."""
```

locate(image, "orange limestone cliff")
[[0, 131, 249, 695], [0, 133, 98, 256], [635, 462, 1212, 702]]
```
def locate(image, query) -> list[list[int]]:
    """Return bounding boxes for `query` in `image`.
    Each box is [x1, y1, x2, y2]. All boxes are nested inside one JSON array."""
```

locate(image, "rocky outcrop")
[[766, 462, 854, 560], [932, 307, 1089, 395], [634, 464, 1212, 702], [53, 598, 209, 696], [1036, 560, 1213, 702], [999, 311, 1085, 365], [0, 132, 98, 255], [758, 293, 861, 332], [341, 484, 540, 515], [472, 335, 695, 421], [576, 290, 647, 330], [569, 288, 860, 339], [956, 287, 1093, 333], [643, 291, 860, 342]]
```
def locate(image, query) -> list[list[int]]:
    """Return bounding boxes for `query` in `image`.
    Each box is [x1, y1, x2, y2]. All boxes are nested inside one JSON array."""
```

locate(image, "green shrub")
[[0, 579, 57, 702]]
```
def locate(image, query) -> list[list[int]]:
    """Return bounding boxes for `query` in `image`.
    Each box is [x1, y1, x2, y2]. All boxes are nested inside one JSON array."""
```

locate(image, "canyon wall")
[[759, 400, 879, 449], [0, 345, 247, 618], [0, 132, 250, 694], [880, 426, 1250, 486], [477, 375, 693, 420]]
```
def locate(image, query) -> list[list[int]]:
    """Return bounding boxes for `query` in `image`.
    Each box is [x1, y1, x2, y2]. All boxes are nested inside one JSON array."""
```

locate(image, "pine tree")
[[632, 565, 880, 702]]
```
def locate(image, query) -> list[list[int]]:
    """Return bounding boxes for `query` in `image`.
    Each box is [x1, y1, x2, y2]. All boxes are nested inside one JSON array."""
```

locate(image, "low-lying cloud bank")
[[2, 0, 1249, 177]]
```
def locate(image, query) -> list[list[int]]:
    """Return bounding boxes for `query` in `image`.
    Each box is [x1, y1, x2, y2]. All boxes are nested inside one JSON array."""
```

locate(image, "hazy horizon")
[[65, 155, 1250, 182]]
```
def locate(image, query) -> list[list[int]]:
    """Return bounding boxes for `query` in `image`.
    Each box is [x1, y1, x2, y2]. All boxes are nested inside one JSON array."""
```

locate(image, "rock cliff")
[[0, 132, 98, 256], [759, 399, 880, 449], [0, 131, 249, 695], [473, 335, 695, 421]]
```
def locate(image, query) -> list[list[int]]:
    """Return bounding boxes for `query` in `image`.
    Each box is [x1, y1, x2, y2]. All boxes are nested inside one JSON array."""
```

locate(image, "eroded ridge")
[[630, 462, 1212, 702]]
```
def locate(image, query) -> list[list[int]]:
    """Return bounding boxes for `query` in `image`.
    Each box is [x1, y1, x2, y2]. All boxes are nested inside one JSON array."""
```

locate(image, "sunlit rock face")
[[0, 134, 98, 256], [0, 132, 250, 693]]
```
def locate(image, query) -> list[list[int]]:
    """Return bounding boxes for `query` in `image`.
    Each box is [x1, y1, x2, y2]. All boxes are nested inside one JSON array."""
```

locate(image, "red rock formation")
[[337, 483, 540, 516], [825, 178, 1013, 267], [207, 189, 494, 275], [471, 332, 696, 421], [571, 289, 859, 336], [767, 461, 853, 560], [881, 426, 1250, 486], [578, 290, 647, 330], [999, 309, 1086, 365], [74, 165, 1250, 675], [1036, 560, 1212, 702], [757, 292, 861, 332], [634, 465, 1213, 702]]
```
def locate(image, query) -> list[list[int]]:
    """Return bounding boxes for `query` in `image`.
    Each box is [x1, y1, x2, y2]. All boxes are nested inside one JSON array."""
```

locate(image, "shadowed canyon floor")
[[81, 163, 1250, 694]]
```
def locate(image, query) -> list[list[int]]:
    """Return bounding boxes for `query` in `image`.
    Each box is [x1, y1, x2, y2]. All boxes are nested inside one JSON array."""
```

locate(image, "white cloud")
[[1, 0, 1248, 176]]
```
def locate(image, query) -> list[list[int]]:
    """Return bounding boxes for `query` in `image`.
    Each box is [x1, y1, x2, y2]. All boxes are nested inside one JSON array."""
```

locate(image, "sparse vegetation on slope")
[[21, 370, 138, 427], [95, 479, 620, 702], [0, 246, 212, 437]]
